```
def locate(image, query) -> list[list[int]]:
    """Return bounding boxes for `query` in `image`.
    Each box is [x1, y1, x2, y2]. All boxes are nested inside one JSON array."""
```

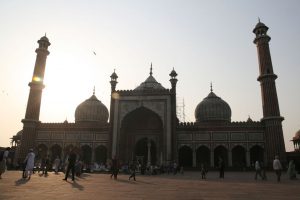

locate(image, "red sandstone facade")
[[14, 21, 286, 169]]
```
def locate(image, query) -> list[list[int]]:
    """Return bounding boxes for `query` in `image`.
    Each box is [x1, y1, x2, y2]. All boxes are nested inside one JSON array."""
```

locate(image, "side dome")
[[195, 91, 231, 123], [75, 94, 109, 123]]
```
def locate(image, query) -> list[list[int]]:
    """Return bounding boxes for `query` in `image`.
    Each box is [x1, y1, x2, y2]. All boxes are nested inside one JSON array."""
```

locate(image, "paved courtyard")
[[0, 170, 299, 200]]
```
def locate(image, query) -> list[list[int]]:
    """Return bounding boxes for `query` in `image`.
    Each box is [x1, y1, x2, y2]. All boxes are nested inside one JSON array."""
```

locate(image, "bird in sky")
[[93, 51, 96, 55]]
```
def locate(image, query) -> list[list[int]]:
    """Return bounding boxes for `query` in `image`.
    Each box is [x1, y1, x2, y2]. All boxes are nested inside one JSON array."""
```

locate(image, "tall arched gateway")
[[119, 107, 163, 165]]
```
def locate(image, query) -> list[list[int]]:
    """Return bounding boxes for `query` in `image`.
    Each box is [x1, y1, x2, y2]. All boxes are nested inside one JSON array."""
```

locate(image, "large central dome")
[[75, 93, 109, 123], [195, 89, 231, 123]]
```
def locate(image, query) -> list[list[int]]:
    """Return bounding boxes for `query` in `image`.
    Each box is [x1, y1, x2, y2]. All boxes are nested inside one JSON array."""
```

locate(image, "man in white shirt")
[[273, 155, 282, 182]]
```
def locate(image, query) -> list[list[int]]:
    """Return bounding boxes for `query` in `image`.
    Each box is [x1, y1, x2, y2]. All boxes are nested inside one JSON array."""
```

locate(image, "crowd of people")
[[0, 148, 299, 183]]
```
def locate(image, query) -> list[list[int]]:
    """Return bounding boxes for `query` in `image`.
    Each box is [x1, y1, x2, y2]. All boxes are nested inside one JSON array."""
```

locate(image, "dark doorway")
[[51, 144, 62, 161], [135, 138, 156, 165], [95, 145, 107, 164], [196, 146, 210, 167], [120, 107, 163, 163], [178, 146, 193, 167], [214, 146, 228, 167], [250, 145, 264, 165], [37, 144, 48, 161], [81, 145, 92, 165], [232, 146, 246, 169]]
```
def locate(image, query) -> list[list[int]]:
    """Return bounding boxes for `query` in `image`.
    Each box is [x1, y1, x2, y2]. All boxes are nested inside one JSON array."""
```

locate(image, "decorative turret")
[[253, 20, 286, 165], [110, 69, 118, 92], [169, 68, 178, 92]]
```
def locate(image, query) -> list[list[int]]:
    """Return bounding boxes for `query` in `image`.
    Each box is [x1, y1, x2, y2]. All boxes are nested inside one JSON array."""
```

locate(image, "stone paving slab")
[[0, 171, 299, 200]]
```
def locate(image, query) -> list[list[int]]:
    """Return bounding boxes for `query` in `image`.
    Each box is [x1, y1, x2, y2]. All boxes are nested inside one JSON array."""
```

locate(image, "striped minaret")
[[253, 20, 286, 166], [18, 35, 51, 162]]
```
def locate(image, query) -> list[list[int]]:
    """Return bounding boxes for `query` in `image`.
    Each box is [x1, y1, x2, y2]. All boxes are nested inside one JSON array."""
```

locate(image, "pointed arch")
[[232, 145, 246, 169], [214, 145, 228, 167], [196, 145, 210, 167], [95, 145, 107, 164]]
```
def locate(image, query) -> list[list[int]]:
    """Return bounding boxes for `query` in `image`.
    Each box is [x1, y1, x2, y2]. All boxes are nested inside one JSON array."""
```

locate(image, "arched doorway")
[[135, 138, 156, 165], [81, 145, 92, 165], [37, 144, 48, 161], [250, 145, 264, 165], [120, 107, 163, 164], [232, 145, 246, 169], [214, 146, 228, 167], [196, 146, 210, 167], [95, 145, 107, 164], [51, 144, 62, 161], [178, 145, 193, 167]]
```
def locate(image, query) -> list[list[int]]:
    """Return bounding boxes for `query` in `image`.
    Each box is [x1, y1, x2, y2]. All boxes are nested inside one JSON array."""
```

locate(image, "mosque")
[[14, 21, 286, 168]]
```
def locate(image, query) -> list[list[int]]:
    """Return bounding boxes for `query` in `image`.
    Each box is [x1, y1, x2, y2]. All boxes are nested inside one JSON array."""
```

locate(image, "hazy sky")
[[0, 1, 299, 151]]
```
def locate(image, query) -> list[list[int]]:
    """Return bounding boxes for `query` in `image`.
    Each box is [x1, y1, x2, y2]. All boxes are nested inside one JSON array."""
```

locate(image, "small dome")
[[135, 64, 165, 90], [75, 94, 109, 123], [40, 36, 49, 41], [253, 20, 269, 33], [135, 75, 165, 90], [255, 22, 266, 29], [293, 130, 300, 140], [247, 116, 253, 122], [110, 71, 118, 79], [169, 68, 177, 77], [195, 91, 231, 123]]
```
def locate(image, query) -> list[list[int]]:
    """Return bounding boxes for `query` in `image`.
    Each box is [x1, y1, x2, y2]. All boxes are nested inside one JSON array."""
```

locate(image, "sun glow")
[[32, 76, 42, 82], [39, 49, 111, 123]]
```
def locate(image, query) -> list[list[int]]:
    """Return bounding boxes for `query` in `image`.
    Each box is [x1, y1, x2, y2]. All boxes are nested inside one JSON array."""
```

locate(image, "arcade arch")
[[120, 107, 163, 164], [196, 145, 210, 167], [178, 145, 193, 167]]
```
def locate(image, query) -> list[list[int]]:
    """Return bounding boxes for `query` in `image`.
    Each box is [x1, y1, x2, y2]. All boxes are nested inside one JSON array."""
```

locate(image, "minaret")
[[253, 20, 286, 165], [109, 69, 118, 158], [169, 68, 178, 161], [19, 35, 51, 161]]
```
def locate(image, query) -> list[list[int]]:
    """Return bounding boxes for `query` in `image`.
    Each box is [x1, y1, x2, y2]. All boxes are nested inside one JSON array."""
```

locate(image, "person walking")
[[63, 149, 77, 181], [0, 147, 10, 179], [24, 148, 35, 180], [287, 160, 297, 180], [260, 161, 267, 180], [173, 162, 178, 175], [53, 156, 60, 174], [254, 160, 262, 180], [129, 162, 136, 181], [273, 155, 282, 182], [42, 155, 50, 175], [200, 163, 207, 179], [111, 156, 119, 180], [218, 157, 225, 179]]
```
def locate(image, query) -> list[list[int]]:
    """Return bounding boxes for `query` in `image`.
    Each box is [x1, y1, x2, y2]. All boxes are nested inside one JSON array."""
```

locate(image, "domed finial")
[[258, 17, 260, 23], [210, 82, 213, 92], [150, 63, 153, 76], [93, 86, 95, 95], [45, 32, 47, 37]]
